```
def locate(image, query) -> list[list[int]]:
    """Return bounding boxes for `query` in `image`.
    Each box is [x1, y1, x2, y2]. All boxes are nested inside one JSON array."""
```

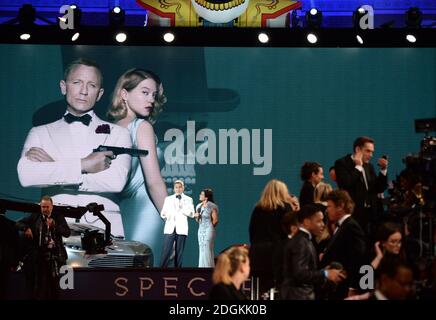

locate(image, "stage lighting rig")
[[110, 6, 126, 28], [306, 8, 322, 29], [405, 7, 422, 28]]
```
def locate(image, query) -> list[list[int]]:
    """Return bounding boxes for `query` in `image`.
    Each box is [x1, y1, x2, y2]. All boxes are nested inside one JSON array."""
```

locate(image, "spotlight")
[[307, 33, 318, 44], [405, 7, 422, 28], [61, 4, 82, 27], [71, 32, 80, 41], [406, 34, 417, 43], [18, 4, 36, 28], [356, 35, 364, 44], [20, 33, 31, 41], [115, 32, 127, 43], [306, 8, 322, 28], [6, 3, 53, 33], [58, 5, 82, 40], [110, 6, 126, 27], [73, 6, 82, 26], [163, 32, 175, 43], [258, 32, 269, 44], [353, 7, 367, 29]]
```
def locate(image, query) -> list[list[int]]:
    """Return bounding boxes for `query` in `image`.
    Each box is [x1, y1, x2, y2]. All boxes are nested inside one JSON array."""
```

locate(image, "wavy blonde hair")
[[107, 68, 166, 124], [314, 182, 333, 203], [212, 246, 249, 285], [257, 179, 291, 211]]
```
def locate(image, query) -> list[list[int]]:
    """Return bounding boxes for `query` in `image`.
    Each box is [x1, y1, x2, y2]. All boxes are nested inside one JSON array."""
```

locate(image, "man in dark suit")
[[17, 195, 70, 299], [320, 190, 367, 299], [281, 204, 345, 300], [334, 136, 388, 235], [299, 162, 324, 206]]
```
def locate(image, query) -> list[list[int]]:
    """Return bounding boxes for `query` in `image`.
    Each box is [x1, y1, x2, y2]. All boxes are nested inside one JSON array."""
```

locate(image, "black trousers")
[[160, 231, 187, 267], [24, 250, 60, 300]]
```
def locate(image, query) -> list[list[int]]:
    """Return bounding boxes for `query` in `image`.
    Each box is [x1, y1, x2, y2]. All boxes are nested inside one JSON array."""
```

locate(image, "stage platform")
[[4, 268, 224, 300]]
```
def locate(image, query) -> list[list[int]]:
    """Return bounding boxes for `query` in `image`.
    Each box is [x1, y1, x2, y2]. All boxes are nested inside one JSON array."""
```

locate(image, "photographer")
[[17, 195, 70, 299]]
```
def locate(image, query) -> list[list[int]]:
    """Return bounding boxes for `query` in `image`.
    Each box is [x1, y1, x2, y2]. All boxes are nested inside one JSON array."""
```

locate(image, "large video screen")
[[1, 45, 435, 266]]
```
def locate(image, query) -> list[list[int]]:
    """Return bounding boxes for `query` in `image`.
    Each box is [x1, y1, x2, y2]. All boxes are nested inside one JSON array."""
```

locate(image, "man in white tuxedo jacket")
[[160, 180, 195, 267], [17, 58, 131, 237]]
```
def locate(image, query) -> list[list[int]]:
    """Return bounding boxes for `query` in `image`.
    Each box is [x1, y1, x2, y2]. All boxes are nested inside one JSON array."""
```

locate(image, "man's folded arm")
[[17, 128, 82, 187]]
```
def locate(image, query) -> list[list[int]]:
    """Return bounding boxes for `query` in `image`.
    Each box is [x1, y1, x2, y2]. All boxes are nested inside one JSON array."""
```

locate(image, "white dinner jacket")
[[161, 193, 195, 236], [17, 112, 132, 212]]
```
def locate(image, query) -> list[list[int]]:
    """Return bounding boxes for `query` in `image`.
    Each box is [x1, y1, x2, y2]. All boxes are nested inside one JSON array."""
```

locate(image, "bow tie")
[[176, 195, 181, 200], [64, 113, 92, 126]]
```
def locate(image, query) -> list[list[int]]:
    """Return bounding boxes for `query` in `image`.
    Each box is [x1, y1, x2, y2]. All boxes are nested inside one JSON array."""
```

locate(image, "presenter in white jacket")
[[160, 180, 195, 267]]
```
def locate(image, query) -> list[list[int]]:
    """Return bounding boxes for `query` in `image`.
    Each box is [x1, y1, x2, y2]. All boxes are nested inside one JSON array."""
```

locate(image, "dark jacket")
[[335, 154, 387, 224], [320, 216, 367, 299], [281, 230, 325, 300], [209, 283, 248, 300], [299, 181, 315, 206], [17, 211, 70, 265], [249, 203, 290, 291]]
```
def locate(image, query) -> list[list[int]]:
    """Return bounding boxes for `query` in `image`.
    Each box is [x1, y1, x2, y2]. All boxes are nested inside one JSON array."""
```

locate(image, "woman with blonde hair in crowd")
[[249, 179, 298, 296], [314, 182, 333, 208], [314, 182, 334, 252], [209, 246, 250, 300], [107, 68, 168, 264]]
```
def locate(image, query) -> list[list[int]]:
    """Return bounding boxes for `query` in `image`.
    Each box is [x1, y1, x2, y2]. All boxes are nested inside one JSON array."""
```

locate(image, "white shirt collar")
[[299, 227, 312, 240], [64, 110, 95, 118], [337, 214, 351, 227]]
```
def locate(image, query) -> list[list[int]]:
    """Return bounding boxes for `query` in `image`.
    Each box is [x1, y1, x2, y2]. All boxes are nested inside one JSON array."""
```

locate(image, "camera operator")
[[17, 195, 70, 299]]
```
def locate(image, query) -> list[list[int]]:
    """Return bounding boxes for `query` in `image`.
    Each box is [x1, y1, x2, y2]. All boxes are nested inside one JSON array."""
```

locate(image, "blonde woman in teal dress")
[[195, 188, 219, 267], [107, 69, 167, 265]]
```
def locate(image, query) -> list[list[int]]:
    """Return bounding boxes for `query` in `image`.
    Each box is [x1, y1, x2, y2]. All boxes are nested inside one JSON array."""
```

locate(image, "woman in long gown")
[[195, 188, 219, 267], [107, 69, 168, 265]]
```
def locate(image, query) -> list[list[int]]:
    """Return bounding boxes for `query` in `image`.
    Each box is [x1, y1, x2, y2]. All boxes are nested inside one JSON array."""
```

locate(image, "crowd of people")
[[1, 58, 221, 299], [228, 136, 435, 300], [0, 58, 434, 300]]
